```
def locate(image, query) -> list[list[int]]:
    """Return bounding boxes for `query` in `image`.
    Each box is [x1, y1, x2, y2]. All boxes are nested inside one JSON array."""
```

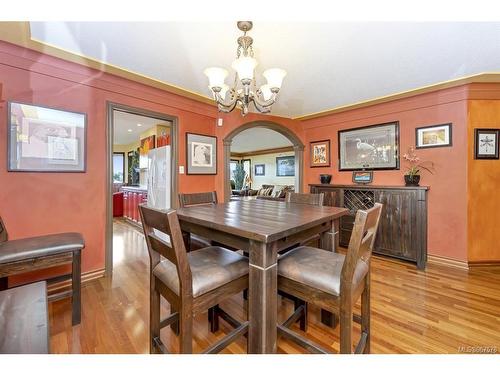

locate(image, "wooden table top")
[[177, 199, 348, 243], [0, 281, 49, 354]]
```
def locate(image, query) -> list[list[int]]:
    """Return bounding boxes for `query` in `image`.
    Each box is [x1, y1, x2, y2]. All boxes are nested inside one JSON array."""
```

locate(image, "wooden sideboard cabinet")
[[310, 184, 429, 269]]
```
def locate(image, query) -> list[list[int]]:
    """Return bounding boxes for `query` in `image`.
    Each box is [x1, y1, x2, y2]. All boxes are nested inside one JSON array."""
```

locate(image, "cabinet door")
[[310, 186, 339, 207], [123, 191, 130, 219], [374, 189, 418, 261]]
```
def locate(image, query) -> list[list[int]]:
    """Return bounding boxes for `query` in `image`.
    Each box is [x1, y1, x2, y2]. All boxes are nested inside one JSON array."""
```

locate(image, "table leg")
[[248, 240, 278, 354], [319, 219, 340, 328]]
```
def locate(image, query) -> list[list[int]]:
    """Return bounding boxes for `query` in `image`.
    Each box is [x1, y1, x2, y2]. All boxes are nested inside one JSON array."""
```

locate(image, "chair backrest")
[[139, 204, 192, 296], [0, 216, 7, 243], [340, 203, 383, 293], [285, 192, 325, 206], [178, 191, 218, 208]]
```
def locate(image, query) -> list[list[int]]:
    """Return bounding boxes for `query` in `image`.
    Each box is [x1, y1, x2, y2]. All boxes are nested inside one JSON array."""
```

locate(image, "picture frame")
[[276, 156, 295, 176], [7, 101, 87, 172], [310, 139, 331, 167], [254, 164, 265, 176], [139, 135, 155, 169], [352, 171, 373, 184], [186, 132, 217, 174], [416, 123, 452, 149], [474, 128, 499, 159], [338, 121, 399, 171]]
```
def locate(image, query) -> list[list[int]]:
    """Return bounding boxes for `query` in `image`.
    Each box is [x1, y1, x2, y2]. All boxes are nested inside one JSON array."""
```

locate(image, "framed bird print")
[[474, 128, 499, 159], [338, 121, 400, 171]]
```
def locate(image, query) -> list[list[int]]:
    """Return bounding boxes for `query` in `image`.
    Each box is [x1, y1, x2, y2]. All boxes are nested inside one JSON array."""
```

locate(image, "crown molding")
[[0, 21, 216, 107], [294, 72, 500, 121]]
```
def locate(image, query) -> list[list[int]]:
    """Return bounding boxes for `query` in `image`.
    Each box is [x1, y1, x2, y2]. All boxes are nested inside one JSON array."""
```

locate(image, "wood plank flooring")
[[48, 219, 500, 354]]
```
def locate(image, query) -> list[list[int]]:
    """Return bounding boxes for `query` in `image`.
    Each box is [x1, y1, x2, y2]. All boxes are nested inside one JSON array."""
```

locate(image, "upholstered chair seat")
[[278, 246, 368, 296], [153, 246, 249, 297], [0, 233, 84, 264]]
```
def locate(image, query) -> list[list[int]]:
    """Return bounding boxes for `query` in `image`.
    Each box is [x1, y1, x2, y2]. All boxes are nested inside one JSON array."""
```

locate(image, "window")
[[230, 159, 239, 180], [113, 152, 125, 183]]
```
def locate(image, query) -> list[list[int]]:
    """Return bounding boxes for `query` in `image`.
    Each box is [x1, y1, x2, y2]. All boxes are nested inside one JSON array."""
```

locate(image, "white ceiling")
[[113, 110, 170, 145], [31, 22, 500, 118], [231, 128, 292, 153]]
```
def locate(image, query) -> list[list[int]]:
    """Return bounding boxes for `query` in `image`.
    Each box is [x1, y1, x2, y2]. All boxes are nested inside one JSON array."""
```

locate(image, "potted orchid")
[[402, 147, 434, 186]]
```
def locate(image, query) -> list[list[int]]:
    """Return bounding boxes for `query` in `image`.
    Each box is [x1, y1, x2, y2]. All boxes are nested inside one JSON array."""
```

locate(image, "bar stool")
[[139, 205, 249, 354], [277, 203, 383, 353]]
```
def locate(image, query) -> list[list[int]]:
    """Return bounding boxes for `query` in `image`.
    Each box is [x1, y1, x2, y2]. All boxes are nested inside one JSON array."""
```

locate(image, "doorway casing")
[[105, 102, 179, 276], [223, 121, 305, 201]]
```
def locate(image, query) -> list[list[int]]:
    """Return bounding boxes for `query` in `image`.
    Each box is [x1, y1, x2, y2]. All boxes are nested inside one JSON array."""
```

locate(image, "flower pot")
[[404, 174, 420, 186], [320, 174, 332, 184]]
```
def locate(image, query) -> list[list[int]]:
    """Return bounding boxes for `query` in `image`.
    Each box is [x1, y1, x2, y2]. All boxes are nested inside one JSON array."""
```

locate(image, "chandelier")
[[204, 21, 286, 116]]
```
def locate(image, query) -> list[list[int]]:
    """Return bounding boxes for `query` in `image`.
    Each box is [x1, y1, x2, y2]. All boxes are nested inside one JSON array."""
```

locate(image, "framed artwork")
[[474, 128, 499, 159], [416, 123, 452, 149], [8, 101, 87, 172], [276, 156, 295, 176], [139, 135, 155, 169], [338, 121, 399, 171], [186, 133, 217, 174], [254, 164, 265, 176], [352, 171, 373, 184], [310, 139, 331, 167], [156, 126, 170, 147]]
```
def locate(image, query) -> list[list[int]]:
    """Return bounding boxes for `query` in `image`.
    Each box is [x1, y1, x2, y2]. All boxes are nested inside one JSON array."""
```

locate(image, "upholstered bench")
[[0, 217, 85, 325]]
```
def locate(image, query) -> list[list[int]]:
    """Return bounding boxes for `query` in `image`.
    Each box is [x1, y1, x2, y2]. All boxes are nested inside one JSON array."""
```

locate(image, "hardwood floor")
[[48, 219, 500, 354]]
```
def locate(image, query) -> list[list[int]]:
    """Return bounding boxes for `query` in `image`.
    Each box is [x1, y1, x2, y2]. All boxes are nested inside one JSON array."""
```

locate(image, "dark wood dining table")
[[176, 198, 348, 354]]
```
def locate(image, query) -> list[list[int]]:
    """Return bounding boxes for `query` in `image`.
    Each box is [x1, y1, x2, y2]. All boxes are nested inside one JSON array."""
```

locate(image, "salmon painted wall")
[[0, 41, 219, 282], [301, 86, 470, 261], [214, 111, 304, 200], [467, 92, 500, 262]]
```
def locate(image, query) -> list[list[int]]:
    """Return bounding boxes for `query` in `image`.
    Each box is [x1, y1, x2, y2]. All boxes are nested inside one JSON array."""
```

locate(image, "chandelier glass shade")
[[204, 21, 286, 116]]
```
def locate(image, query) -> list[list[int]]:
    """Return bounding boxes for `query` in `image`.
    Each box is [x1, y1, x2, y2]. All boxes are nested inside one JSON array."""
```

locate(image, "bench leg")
[[0, 277, 7, 291], [72, 250, 82, 326]]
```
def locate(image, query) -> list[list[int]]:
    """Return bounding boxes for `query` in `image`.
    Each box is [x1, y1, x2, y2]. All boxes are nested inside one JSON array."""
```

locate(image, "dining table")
[[176, 198, 348, 354]]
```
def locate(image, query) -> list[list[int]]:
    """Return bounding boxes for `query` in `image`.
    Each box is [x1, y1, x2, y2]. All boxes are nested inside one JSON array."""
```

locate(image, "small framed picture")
[[352, 171, 373, 184], [254, 164, 265, 176], [416, 123, 452, 149], [186, 133, 217, 174], [310, 139, 330, 167], [276, 156, 295, 176], [474, 128, 499, 159]]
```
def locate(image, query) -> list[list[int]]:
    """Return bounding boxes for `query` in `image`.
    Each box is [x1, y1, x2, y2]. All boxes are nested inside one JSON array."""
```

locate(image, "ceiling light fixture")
[[127, 129, 132, 132], [204, 21, 286, 116], [137, 123, 142, 127]]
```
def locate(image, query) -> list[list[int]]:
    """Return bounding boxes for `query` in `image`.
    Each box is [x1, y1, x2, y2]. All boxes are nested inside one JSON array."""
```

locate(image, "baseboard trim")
[[468, 260, 500, 268], [427, 255, 469, 270], [48, 268, 106, 293]]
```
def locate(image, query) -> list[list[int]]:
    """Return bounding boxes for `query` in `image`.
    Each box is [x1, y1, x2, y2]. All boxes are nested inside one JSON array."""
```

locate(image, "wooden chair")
[[0, 215, 84, 326], [277, 203, 383, 354], [139, 204, 249, 354], [178, 191, 217, 251], [285, 192, 324, 206]]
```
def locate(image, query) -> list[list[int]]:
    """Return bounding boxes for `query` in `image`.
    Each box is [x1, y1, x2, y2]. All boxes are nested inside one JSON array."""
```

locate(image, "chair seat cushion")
[[153, 246, 248, 297], [0, 233, 85, 265], [278, 246, 368, 296]]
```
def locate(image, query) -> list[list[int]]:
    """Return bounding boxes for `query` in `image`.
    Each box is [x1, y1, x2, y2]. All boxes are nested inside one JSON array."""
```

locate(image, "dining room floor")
[[47, 219, 500, 354]]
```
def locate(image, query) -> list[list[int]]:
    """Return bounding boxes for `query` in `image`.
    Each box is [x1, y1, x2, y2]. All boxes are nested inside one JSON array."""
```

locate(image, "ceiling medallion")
[[204, 21, 286, 116]]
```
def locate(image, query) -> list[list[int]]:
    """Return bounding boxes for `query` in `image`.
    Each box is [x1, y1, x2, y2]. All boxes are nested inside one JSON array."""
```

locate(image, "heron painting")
[[338, 122, 399, 170]]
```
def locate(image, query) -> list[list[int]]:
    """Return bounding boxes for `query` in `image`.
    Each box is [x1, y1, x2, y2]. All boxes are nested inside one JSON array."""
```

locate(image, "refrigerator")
[[147, 146, 171, 210]]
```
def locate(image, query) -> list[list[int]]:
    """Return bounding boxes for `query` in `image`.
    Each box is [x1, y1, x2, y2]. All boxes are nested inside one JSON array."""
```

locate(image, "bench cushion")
[[278, 246, 368, 296], [0, 233, 84, 264], [153, 246, 248, 297]]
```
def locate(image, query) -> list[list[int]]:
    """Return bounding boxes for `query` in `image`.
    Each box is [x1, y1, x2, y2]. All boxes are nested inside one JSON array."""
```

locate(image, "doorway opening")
[[106, 103, 178, 276], [223, 121, 304, 201]]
